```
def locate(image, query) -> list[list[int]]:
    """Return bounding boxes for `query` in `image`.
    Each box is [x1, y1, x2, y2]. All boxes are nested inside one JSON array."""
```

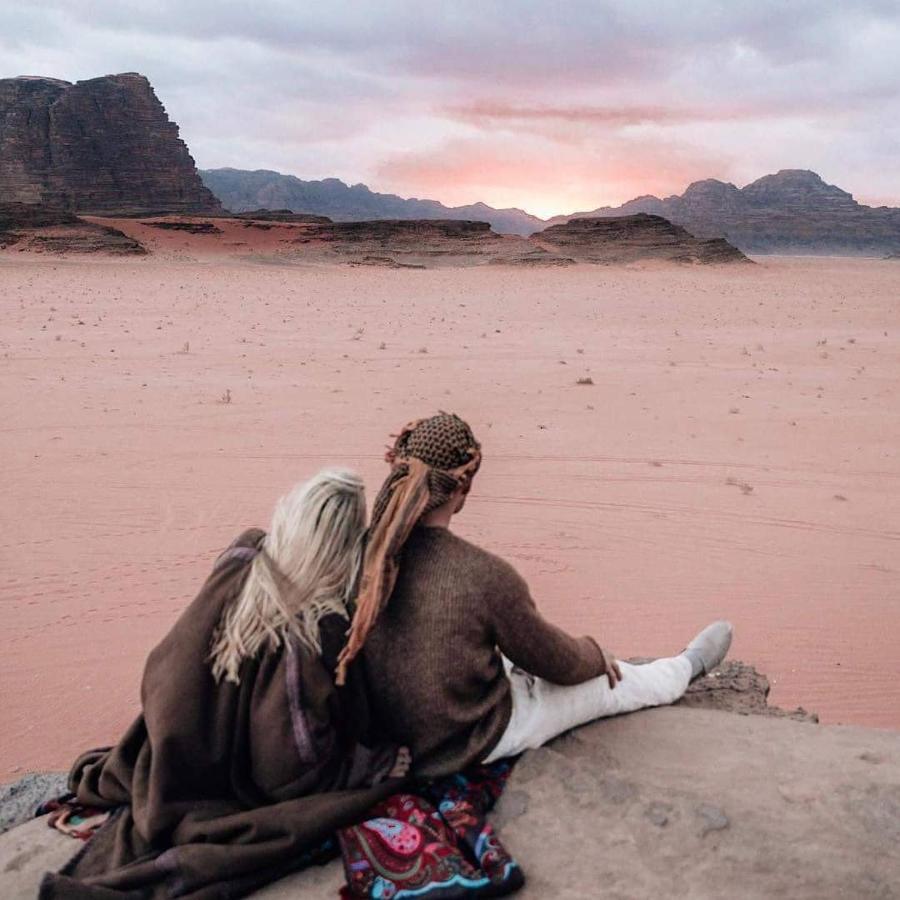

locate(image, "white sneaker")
[[684, 620, 733, 681]]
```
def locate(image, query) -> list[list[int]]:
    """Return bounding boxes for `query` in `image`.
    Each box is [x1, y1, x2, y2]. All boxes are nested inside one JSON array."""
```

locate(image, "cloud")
[[1, 1, 899, 215]]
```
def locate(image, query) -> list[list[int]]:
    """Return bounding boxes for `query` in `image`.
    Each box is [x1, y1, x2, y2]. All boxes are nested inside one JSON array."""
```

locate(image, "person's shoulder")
[[212, 528, 266, 572], [445, 531, 526, 589], [232, 527, 266, 549]]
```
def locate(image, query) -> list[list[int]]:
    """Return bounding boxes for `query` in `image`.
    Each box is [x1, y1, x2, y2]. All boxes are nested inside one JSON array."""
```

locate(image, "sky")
[[2, 1, 899, 218]]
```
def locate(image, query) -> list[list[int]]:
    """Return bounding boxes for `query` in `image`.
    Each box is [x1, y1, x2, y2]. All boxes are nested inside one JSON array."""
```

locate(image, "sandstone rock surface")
[[0, 203, 73, 249], [286, 218, 545, 267], [3, 662, 896, 898], [0, 204, 146, 254], [4, 211, 744, 266], [13, 224, 147, 255], [235, 209, 332, 224], [283, 216, 734, 267], [0, 74, 221, 215], [3, 711, 896, 899], [536, 214, 749, 264], [0, 203, 77, 232]]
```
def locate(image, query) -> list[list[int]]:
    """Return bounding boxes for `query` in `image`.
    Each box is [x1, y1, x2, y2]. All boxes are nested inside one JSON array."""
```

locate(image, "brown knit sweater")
[[363, 525, 607, 776]]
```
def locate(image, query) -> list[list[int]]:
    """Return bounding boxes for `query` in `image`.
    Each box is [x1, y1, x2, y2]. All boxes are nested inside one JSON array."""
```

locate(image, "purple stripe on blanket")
[[213, 545, 259, 571], [285, 640, 319, 765]]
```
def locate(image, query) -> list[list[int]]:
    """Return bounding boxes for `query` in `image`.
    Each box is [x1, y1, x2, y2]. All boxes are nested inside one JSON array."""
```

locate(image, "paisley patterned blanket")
[[339, 759, 523, 899]]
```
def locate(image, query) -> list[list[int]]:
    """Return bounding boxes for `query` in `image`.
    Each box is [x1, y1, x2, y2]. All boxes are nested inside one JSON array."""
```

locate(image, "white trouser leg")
[[484, 655, 692, 762]]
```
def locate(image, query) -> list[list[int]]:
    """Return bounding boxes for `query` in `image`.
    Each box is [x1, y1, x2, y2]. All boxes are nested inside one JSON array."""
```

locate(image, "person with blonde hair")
[[42, 469, 409, 900], [210, 468, 367, 684]]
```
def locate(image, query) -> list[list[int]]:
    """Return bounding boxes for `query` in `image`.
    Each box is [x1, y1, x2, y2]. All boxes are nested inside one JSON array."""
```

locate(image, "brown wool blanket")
[[40, 529, 403, 899]]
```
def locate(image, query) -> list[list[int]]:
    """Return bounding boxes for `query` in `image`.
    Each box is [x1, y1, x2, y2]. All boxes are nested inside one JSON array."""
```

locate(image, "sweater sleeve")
[[486, 557, 607, 686]]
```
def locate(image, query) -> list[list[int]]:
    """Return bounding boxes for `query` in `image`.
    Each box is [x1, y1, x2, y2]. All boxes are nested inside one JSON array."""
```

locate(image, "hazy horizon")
[[198, 164, 890, 220], [3, 1, 899, 218]]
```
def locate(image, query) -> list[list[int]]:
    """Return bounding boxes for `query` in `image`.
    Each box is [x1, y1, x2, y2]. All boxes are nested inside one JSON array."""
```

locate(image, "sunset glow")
[[2, 2, 899, 215]]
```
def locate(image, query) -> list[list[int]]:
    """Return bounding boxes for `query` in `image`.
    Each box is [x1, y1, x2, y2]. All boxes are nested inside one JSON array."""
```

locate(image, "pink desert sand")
[[1, 244, 898, 780]]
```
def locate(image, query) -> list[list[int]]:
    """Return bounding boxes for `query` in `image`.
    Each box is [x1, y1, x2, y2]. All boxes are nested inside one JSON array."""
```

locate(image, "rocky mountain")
[[202, 168, 900, 255], [200, 168, 542, 235], [545, 170, 900, 256], [536, 214, 748, 264], [0, 73, 221, 215]]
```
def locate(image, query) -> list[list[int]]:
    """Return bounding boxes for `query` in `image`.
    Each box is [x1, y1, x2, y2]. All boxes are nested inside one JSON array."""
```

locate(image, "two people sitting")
[[42, 413, 731, 899]]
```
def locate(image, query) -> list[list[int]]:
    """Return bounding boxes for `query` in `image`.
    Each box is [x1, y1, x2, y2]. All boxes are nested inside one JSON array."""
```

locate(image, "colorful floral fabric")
[[36, 795, 111, 841], [339, 760, 523, 899]]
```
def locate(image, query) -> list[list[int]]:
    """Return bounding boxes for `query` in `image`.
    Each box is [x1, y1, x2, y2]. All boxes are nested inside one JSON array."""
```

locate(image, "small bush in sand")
[[725, 476, 754, 495], [576, 377, 594, 385], [219, 389, 232, 405]]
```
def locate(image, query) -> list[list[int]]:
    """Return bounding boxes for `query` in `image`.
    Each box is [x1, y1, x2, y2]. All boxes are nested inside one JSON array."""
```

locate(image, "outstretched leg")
[[485, 621, 732, 761]]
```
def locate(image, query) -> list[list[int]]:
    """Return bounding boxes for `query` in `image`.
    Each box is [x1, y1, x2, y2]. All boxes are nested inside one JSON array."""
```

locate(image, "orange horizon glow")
[[374, 138, 727, 221]]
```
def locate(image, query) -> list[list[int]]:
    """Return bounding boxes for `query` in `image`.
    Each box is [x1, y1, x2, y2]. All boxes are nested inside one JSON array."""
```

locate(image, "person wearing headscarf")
[[341, 413, 733, 777]]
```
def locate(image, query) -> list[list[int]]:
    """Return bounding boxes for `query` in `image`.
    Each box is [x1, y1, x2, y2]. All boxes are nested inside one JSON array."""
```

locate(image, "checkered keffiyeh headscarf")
[[335, 413, 481, 684]]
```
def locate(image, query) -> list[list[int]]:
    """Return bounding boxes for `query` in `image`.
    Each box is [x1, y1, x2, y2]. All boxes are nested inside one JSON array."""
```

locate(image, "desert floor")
[[1, 255, 898, 779]]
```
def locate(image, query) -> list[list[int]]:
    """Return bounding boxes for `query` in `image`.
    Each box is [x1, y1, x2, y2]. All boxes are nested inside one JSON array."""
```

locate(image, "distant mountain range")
[[7, 73, 895, 256], [547, 170, 900, 256], [199, 168, 543, 236], [202, 167, 900, 256]]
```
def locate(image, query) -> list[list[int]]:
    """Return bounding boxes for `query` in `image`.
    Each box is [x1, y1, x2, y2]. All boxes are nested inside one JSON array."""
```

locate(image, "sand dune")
[[1, 255, 898, 779]]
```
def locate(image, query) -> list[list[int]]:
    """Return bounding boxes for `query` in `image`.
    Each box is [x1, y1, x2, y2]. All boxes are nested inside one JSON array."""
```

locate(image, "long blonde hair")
[[209, 468, 366, 684]]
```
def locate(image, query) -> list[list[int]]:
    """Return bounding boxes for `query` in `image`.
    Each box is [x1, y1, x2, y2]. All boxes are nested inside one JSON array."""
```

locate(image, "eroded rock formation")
[[536, 214, 748, 264], [287, 218, 537, 266], [0, 202, 145, 254], [0, 74, 221, 215], [1, 202, 73, 247], [235, 209, 332, 224], [14, 224, 147, 255]]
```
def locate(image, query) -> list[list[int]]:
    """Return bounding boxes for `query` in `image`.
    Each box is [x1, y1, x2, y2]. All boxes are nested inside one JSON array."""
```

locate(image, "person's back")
[[364, 527, 508, 775], [365, 524, 615, 775], [343, 413, 732, 782]]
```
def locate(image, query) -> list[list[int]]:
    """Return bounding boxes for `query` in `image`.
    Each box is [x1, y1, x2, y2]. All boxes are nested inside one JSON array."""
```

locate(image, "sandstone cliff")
[[546, 170, 900, 256], [0, 74, 221, 215]]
